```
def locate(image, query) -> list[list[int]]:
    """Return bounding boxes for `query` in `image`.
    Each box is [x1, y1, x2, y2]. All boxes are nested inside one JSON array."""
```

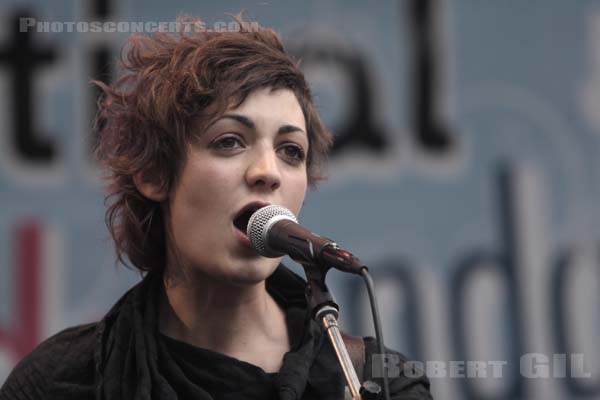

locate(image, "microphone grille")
[[247, 205, 297, 257]]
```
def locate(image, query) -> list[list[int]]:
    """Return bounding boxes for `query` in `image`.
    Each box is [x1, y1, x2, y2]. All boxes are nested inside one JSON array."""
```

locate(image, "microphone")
[[247, 205, 367, 275]]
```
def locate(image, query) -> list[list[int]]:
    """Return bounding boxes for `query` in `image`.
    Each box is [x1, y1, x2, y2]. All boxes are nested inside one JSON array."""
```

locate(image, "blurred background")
[[1, 0, 599, 399]]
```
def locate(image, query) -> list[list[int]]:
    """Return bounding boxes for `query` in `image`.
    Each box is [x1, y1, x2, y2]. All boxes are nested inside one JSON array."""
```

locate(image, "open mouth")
[[233, 203, 268, 235]]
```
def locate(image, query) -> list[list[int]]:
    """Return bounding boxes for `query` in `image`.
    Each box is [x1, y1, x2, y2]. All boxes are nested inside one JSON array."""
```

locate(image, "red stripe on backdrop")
[[0, 221, 42, 362]]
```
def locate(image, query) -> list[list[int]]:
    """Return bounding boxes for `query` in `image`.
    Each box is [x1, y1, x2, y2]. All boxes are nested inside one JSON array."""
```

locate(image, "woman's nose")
[[245, 148, 281, 191]]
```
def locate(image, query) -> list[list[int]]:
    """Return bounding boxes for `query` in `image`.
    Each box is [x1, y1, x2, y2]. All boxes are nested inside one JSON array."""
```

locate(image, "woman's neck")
[[157, 268, 290, 372]]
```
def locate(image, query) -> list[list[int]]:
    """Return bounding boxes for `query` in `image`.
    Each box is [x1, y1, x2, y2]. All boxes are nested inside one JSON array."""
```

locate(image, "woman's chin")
[[227, 259, 280, 285]]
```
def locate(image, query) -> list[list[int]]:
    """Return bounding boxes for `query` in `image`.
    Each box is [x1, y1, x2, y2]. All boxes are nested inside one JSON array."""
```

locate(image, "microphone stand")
[[303, 265, 380, 400]]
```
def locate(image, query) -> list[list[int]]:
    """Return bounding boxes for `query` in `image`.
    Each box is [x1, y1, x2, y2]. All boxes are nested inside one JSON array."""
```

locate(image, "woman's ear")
[[133, 171, 168, 202]]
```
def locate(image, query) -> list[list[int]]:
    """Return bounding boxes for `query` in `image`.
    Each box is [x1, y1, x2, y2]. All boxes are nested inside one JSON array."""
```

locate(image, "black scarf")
[[93, 265, 346, 400]]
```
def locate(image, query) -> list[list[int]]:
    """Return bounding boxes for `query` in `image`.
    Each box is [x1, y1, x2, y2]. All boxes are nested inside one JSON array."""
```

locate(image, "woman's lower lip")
[[234, 227, 253, 248]]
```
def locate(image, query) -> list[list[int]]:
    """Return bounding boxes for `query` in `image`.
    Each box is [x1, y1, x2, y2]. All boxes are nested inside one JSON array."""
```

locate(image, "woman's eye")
[[212, 135, 244, 150], [279, 144, 306, 163]]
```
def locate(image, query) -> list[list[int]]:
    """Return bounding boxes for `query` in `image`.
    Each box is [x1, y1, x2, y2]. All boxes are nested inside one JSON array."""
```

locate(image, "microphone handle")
[[321, 245, 367, 275], [268, 220, 367, 275], [267, 219, 330, 263]]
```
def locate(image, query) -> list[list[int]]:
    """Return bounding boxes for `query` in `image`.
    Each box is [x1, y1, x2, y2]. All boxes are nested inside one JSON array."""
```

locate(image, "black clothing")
[[0, 265, 432, 399]]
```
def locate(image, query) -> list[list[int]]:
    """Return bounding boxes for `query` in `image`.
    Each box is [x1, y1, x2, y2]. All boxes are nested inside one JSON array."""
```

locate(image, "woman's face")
[[166, 87, 309, 285]]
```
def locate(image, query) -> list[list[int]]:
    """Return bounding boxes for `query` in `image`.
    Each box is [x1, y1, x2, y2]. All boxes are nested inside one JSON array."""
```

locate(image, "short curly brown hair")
[[94, 16, 333, 274]]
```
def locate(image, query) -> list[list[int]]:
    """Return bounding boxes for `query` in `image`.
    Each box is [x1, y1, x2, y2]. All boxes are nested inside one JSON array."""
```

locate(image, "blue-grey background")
[[1, 1, 600, 399]]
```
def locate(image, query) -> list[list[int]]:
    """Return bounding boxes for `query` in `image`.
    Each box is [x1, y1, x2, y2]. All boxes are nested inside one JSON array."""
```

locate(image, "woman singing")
[[1, 16, 432, 400]]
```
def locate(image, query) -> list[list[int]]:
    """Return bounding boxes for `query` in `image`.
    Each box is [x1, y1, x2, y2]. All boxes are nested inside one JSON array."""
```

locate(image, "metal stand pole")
[[303, 259, 364, 399], [315, 304, 363, 400]]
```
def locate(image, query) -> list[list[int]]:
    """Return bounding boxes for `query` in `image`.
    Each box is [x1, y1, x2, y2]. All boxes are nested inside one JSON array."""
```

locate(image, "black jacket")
[[0, 265, 432, 400]]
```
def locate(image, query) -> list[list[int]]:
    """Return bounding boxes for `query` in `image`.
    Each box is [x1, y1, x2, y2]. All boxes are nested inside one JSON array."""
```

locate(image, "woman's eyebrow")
[[220, 113, 306, 136], [277, 124, 305, 135], [221, 113, 255, 130]]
